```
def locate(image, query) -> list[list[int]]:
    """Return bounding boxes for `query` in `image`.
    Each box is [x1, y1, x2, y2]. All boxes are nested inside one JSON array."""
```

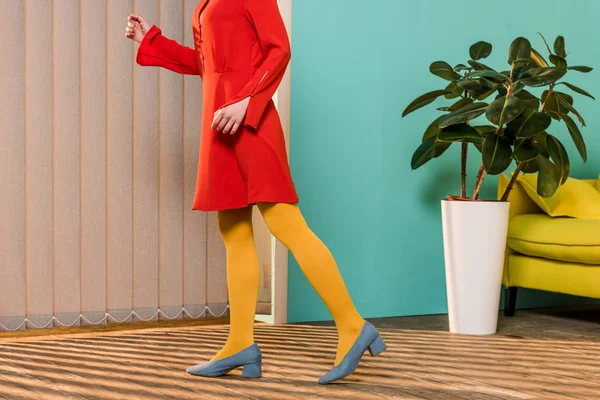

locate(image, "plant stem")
[[540, 83, 555, 112], [508, 62, 516, 96], [458, 88, 470, 199], [472, 164, 486, 200], [460, 143, 468, 198], [500, 162, 524, 201]]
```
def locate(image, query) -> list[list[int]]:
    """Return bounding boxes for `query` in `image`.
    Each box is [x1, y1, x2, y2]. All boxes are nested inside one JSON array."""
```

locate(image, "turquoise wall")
[[287, 0, 600, 323]]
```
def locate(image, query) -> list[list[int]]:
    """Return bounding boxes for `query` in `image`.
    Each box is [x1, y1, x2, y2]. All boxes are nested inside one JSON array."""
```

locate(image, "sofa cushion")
[[508, 214, 600, 265], [516, 174, 600, 219]]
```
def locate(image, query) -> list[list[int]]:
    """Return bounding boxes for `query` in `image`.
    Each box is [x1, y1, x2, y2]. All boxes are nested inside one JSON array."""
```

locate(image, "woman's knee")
[[217, 206, 254, 239], [257, 202, 307, 241]]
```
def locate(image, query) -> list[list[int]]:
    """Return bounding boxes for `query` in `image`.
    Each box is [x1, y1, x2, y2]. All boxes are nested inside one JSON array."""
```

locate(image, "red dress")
[[136, 0, 299, 211]]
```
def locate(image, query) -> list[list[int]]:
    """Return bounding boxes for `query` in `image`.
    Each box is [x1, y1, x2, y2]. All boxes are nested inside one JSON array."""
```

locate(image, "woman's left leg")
[[211, 205, 260, 361]]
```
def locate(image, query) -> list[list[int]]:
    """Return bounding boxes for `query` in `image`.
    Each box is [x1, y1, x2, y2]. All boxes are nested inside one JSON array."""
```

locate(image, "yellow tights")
[[211, 202, 365, 367]]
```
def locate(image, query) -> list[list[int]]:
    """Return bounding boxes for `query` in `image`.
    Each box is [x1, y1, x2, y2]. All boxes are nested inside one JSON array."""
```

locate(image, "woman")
[[125, 0, 386, 384]]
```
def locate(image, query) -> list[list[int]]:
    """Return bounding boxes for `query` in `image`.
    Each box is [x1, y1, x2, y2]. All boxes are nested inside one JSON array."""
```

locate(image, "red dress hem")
[[191, 196, 300, 212]]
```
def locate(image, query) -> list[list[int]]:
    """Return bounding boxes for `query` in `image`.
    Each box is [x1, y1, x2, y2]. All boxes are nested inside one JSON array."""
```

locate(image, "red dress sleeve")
[[136, 25, 201, 76], [218, 0, 291, 130]]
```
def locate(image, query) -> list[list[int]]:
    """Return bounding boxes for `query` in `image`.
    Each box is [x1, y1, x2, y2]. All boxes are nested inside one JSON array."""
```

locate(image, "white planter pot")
[[441, 200, 510, 335]]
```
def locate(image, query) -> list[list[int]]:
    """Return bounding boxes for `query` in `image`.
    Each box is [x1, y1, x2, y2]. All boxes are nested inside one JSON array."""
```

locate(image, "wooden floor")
[[0, 306, 599, 400]]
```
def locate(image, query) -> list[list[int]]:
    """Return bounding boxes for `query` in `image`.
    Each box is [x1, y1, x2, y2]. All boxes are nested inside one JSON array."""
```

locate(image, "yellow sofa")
[[497, 175, 600, 316]]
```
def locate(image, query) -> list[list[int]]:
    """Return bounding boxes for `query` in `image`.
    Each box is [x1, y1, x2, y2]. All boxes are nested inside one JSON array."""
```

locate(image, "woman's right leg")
[[210, 205, 260, 361], [257, 202, 366, 367]]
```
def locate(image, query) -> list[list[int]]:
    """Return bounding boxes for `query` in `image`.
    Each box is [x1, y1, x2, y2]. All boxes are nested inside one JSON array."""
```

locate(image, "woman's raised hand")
[[125, 14, 151, 44]]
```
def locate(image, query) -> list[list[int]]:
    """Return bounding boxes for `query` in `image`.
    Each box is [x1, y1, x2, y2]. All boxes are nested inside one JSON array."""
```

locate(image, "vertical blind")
[[0, 0, 273, 331]]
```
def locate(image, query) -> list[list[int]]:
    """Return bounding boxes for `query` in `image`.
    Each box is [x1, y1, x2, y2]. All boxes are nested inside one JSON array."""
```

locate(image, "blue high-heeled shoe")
[[186, 343, 262, 378], [318, 320, 387, 384]]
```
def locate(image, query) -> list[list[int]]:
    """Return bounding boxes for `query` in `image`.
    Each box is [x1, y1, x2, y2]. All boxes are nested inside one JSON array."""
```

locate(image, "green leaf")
[[509, 108, 552, 138], [430, 61, 462, 81], [530, 48, 549, 68], [562, 114, 587, 162], [513, 138, 540, 162], [444, 81, 463, 99], [546, 134, 570, 184], [453, 63, 471, 72], [557, 82, 595, 100], [531, 132, 550, 158], [421, 116, 452, 158], [544, 111, 561, 121], [411, 137, 436, 170], [519, 67, 567, 87], [439, 102, 489, 128], [468, 60, 493, 70], [448, 97, 474, 112], [522, 159, 540, 173], [542, 90, 573, 119], [557, 95, 586, 126], [464, 70, 509, 82], [473, 125, 497, 136], [482, 133, 513, 175], [512, 65, 529, 81], [403, 90, 451, 117], [514, 90, 541, 109], [536, 154, 561, 198], [548, 90, 574, 105], [470, 41, 493, 60], [457, 79, 497, 96], [486, 96, 524, 126], [422, 115, 445, 142], [509, 37, 532, 65], [438, 123, 482, 143], [554, 36, 566, 58], [434, 141, 452, 158], [537, 32, 553, 55], [568, 66, 593, 73], [549, 54, 567, 68], [475, 87, 498, 101]]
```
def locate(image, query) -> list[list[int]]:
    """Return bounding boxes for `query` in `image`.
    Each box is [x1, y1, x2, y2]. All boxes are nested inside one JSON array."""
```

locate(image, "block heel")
[[368, 334, 387, 356], [242, 362, 262, 378]]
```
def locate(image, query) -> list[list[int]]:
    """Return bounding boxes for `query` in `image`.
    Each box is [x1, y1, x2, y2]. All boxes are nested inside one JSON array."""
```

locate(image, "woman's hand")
[[212, 97, 251, 135], [125, 14, 151, 44]]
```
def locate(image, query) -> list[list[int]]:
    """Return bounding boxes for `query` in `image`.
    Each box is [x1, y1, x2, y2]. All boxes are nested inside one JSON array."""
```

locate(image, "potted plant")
[[402, 34, 594, 334]]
